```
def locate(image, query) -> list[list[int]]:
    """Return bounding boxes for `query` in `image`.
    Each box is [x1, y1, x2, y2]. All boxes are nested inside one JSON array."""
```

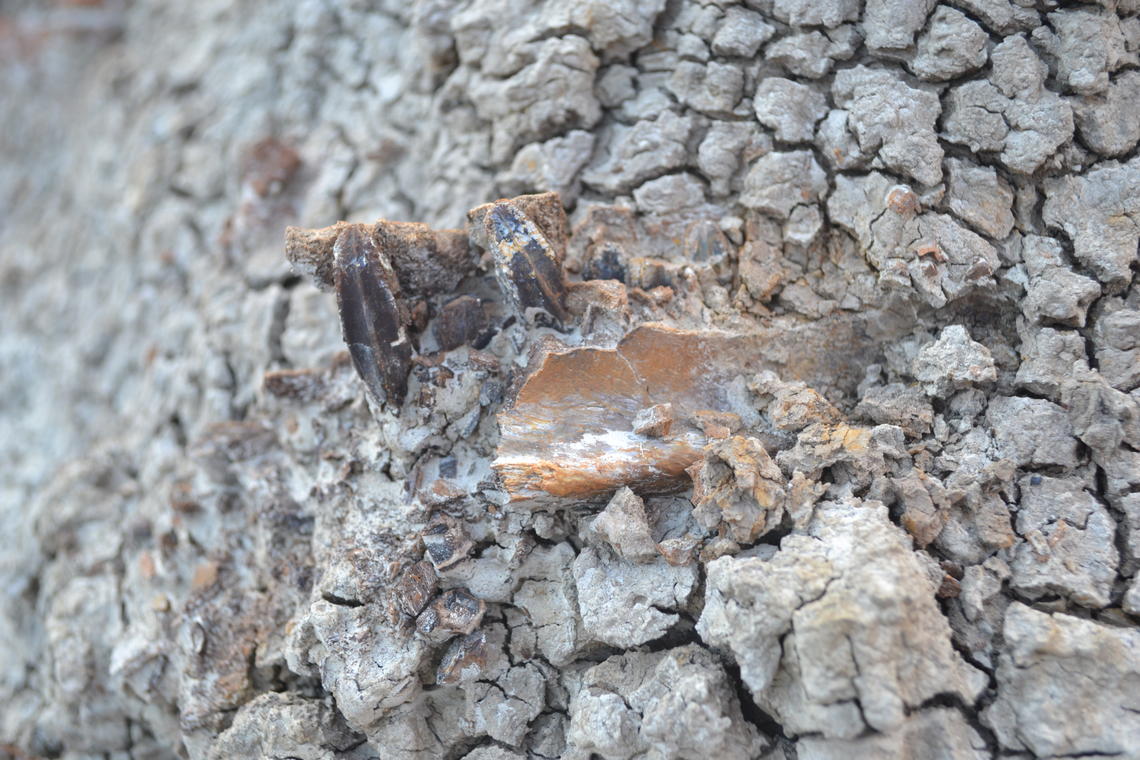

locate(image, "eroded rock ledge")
[[244, 187, 1137, 759]]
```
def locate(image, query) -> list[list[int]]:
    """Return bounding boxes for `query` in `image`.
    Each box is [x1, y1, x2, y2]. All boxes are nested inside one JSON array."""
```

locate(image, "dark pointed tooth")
[[333, 224, 413, 407], [485, 203, 569, 329]]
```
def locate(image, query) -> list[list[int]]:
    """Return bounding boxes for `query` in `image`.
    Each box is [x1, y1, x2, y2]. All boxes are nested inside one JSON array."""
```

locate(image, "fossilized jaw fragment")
[[285, 220, 473, 295], [484, 201, 570, 328], [334, 224, 413, 407]]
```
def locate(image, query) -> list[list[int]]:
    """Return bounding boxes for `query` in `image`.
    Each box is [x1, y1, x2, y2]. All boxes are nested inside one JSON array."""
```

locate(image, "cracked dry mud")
[[2, 0, 1139, 758]]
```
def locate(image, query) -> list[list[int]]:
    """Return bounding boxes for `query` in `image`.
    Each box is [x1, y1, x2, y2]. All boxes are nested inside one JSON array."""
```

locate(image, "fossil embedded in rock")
[[483, 201, 570, 328], [333, 224, 414, 407], [416, 588, 486, 642], [494, 326, 706, 505], [393, 560, 438, 618], [494, 316, 887, 506], [433, 295, 491, 351], [468, 191, 570, 265], [420, 512, 474, 571], [493, 325, 761, 505], [436, 630, 489, 685]]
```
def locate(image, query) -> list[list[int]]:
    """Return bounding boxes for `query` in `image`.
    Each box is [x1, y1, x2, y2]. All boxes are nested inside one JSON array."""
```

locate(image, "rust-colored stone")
[[699, 536, 742, 562], [886, 185, 920, 217], [767, 386, 842, 432], [656, 536, 700, 566], [690, 410, 743, 439], [633, 403, 674, 438]]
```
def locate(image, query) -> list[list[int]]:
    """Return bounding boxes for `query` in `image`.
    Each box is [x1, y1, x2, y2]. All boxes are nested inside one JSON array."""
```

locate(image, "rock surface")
[[3, 1, 1139, 758], [983, 604, 1140, 757]]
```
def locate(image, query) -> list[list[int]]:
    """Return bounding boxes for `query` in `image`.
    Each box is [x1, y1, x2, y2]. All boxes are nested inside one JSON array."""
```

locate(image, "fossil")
[[287, 194, 572, 410], [483, 200, 570, 328], [435, 630, 489, 685], [493, 316, 888, 507], [420, 512, 474, 571], [333, 224, 415, 407], [393, 560, 438, 618], [416, 588, 486, 642], [287, 193, 889, 510]]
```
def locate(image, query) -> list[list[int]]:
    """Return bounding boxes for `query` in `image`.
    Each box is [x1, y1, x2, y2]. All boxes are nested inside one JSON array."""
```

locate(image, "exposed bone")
[[494, 319, 886, 506]]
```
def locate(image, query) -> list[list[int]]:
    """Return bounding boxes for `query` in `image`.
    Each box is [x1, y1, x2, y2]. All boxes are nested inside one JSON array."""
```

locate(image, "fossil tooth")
[[485, 202, 570, 329], [420, 512, 474, 571], [468, 191, 569, 264], [334, 223, 413, 407], [394, 560, 438, 618], [433, 295, 491, 352], [416, 588, 486, 642], [435, 630, 489, 685]]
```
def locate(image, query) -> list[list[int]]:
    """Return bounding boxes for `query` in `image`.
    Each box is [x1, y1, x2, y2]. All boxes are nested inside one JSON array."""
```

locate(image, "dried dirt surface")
[[2, 1, 1139, 758]]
